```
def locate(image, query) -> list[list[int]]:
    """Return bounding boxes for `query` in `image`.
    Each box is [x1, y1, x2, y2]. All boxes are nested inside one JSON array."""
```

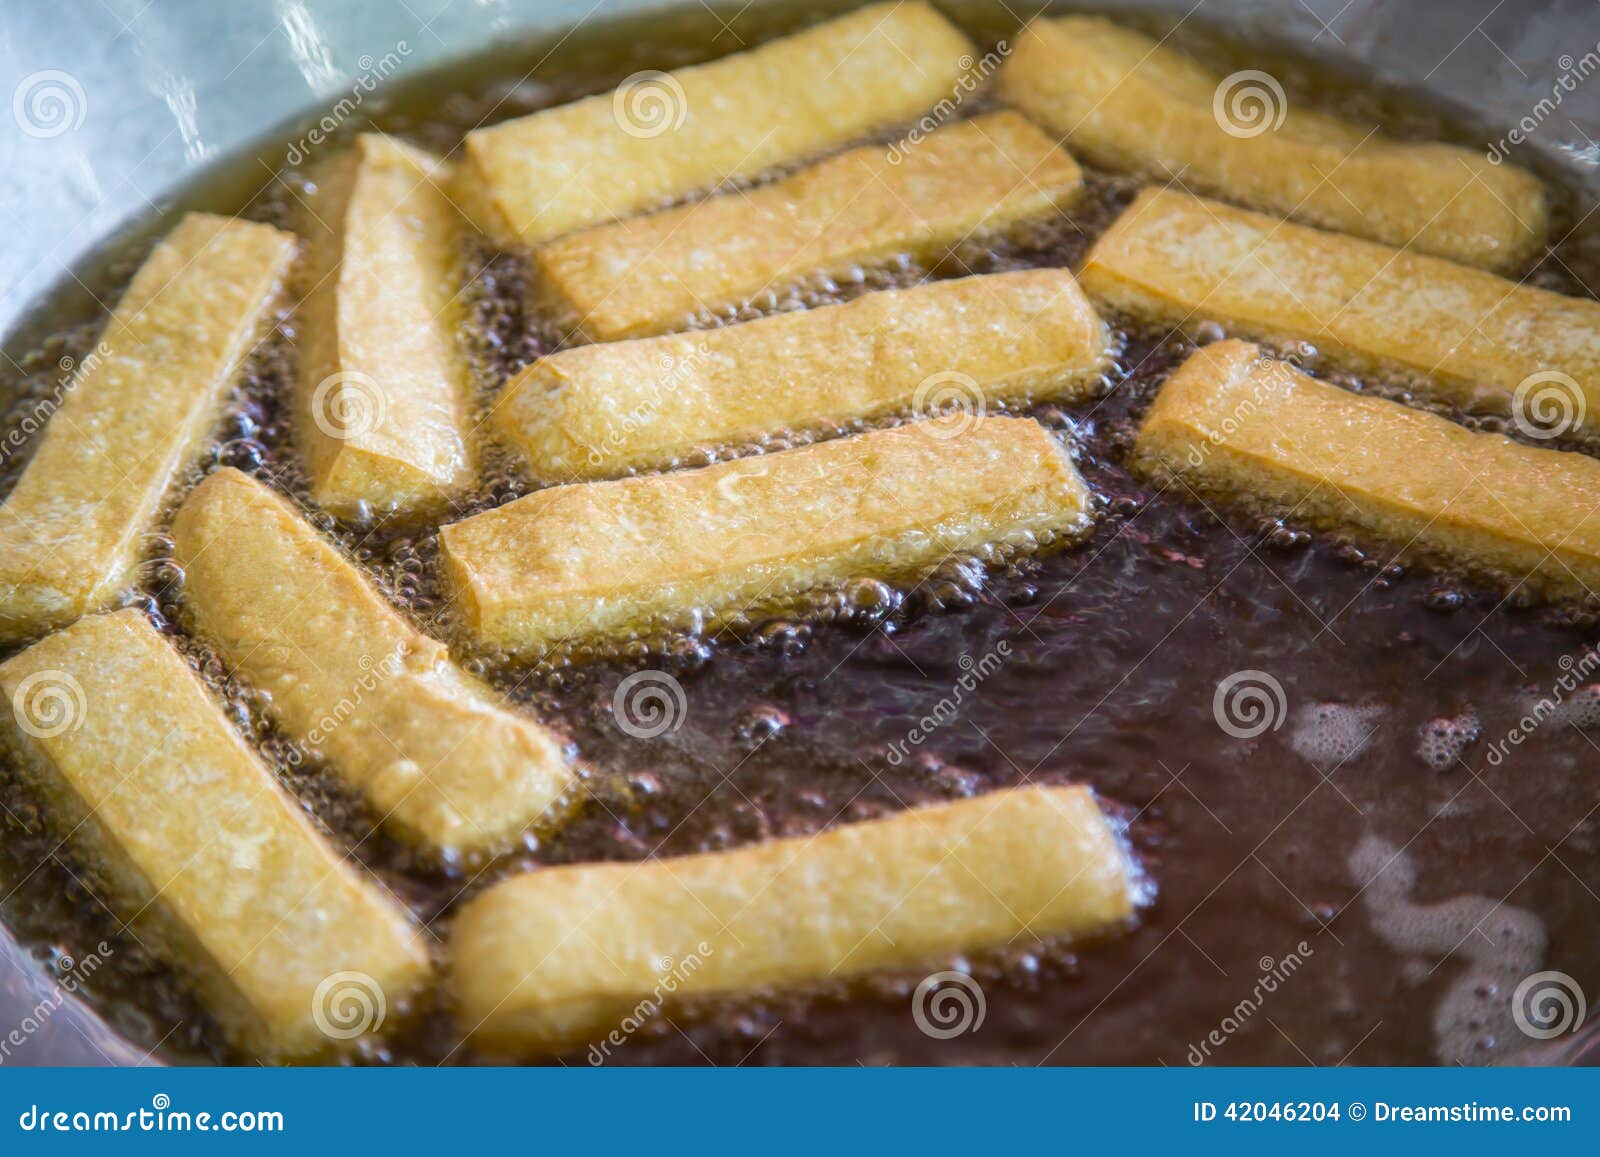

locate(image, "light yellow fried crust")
[[296, 135, 474, 520], [1080, 188, 1600, 428], [1136, 341, 1600, 599], [0, 213, 295, 641], [494, 269, 1113, 481], [171, 468, 580, 854], [442, 416, 1092, 657], [534, 111, 1085, 341], [999, 16, 1547, 272], [452, 785, 1135, 1056], [458, 1, 977, 248], [0, 609, 430, 1060]]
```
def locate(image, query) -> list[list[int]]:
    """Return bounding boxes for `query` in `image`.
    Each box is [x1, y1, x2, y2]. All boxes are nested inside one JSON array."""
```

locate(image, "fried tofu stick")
[[171, 468, 579, 855], [1080, 188, 1600, 429], [442, 416, 1091, 657], [535, 112, 1084, 342], [0, 609, 429, 1060], [998, 16, 1546, 272], [0, 213, 295, 641], [296, 135, 474, 520], [495, 269, 1113, 481], [457, 2, 977, 248], [1136, 341, 1600, 599], [452, 785, 1136, 1055]]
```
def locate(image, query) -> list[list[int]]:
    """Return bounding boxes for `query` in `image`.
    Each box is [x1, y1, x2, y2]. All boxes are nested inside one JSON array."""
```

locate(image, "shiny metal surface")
[[0, 0, 1597, 1066]]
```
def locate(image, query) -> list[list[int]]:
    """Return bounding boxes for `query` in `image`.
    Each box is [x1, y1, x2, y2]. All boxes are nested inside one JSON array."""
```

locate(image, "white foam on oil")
[[1415, 711, 1481, 771], [1348, 834, 1546, 1065], [1290, 702, 1383, 769]]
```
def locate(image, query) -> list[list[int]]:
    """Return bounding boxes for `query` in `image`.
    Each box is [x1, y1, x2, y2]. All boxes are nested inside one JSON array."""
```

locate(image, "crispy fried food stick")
[[1079, 188, 1600, 428], [452, 785, 1136, 1055], [442, 416, 1091, 657], [1135, 341, 1600, 599], [171, 468, 580, 854], [495, 269, 1112, 481], [998, 16, 1546, 271], [0, 609, 430, 1060], [534, 112, 1084, 341], [295, 135, 474, 520], [0, 213, 295, 641], [457, 2, 978, 248]]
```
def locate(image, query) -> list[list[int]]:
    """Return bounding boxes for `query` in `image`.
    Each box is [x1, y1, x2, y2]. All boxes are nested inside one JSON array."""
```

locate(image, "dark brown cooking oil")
[[0, 1, 1597, 1067]]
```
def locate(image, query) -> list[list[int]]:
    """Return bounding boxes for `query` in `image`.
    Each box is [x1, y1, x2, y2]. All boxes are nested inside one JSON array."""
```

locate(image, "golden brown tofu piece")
[[999, 16, 1546, 271], [452, 785, 1136, 1056], [457, 2, 977, 247], [296, 135, 473, 520], [1080, 188, 1600, 429], [495, 269, 1113, 481], [0, 213, 295, 641], [0, 609, 430, 1060], [171, 468, 579, 855], [535, 112, 1085, 341], [442, 416, 1091, 657], [1136, 341, 1600, 598]]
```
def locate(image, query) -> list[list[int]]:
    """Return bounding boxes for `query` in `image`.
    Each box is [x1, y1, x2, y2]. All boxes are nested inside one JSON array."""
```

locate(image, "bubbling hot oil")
[[0, 2, 1598, 1066]]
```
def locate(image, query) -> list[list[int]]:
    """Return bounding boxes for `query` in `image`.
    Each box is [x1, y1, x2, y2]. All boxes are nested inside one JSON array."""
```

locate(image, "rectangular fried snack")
[[457, 2, 977, 247], [535, 112, 1084, 341], [452, 785, 1135, 1055], [0, 213, 294, 641], [1136, 341, 1600, 598], [1080, 188, 1600, 427], [171, 468, 579, 854], [998, 16, 1546, 271], [0, 609, 430, 1060], [296, 134, 473, 520], [496, 270, 1112, 481], [443, 416, 1091, 657]]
